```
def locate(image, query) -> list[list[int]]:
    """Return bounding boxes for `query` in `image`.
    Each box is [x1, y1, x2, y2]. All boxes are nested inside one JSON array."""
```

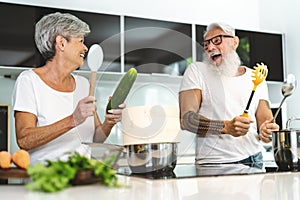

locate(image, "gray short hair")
[[203, 22, 235, 38], [35, 12, 90, 61]]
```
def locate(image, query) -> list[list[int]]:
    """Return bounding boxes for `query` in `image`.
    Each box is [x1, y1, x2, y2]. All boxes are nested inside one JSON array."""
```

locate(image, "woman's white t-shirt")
[[12, 70, 94, 164], [180, 62, 269, 164]]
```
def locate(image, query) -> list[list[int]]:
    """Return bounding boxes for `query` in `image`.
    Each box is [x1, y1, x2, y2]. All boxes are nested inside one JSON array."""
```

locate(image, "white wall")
[[259, 0, 300, 125], [1, 0, 260, 29]]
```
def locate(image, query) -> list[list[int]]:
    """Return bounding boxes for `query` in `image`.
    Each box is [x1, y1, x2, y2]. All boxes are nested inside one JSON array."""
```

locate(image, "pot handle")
[[286, 117, 300, 130], [268, 117, 300, 141]]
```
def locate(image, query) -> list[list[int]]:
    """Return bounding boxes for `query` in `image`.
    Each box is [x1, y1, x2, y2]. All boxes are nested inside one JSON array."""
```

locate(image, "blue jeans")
[[232, 152, 263, 169]]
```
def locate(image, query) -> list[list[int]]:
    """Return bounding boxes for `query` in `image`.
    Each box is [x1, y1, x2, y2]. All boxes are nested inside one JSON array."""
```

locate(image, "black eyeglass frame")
[[202, 35, 234, 50]]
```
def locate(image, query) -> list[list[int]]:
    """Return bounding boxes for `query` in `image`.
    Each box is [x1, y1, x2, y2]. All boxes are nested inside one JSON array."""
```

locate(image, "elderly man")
[[179, 22, 279, 167]]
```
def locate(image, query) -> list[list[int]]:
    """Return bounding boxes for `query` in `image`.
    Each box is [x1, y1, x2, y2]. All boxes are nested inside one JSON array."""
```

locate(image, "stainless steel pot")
[[272, 117, 300, 171], [125, 143, 177, 174]]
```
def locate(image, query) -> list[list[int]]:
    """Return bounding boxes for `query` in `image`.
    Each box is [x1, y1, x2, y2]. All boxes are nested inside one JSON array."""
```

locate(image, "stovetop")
[[117, 162, 280, 180]]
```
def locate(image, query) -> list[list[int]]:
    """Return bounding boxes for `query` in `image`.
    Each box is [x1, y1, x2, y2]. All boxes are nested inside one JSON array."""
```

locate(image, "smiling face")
[[67, 37, 88, 66], [58, 36, 88, 70], [204, 27, 239, 67]]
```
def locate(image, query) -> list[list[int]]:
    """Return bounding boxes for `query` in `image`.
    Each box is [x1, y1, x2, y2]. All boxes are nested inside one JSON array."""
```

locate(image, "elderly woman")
[[12, 12, 125, 164]]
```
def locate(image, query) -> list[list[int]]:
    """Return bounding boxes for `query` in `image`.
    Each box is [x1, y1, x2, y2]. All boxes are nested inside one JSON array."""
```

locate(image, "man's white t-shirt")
[[12, 70, 94, 164], [180, 62, 269, 164]]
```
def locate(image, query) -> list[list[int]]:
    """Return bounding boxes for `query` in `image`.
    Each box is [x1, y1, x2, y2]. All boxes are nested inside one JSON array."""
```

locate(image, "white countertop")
[[1, 171, 300, 200]]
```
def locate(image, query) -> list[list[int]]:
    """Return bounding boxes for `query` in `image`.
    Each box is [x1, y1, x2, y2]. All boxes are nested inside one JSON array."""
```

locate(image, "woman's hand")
[[72, 96, 96, 126], [259, 120, 279, 143], [105, 103, 126, 125]]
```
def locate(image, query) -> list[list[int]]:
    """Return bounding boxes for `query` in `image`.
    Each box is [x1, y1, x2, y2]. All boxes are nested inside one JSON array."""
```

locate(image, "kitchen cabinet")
[[0, 2, 193, 76], [235, 29, 284, 82], [0, 2, 285, 79], [124, 16, 192, 75], [0, 2, 121, 72], [0, 3, 38, 67], [195, 25, 285, 82]]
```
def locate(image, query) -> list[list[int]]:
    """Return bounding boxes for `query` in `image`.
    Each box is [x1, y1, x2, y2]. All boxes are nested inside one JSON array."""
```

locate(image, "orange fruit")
[[0, 151, 12, 169], [12, 149, 30, 170]]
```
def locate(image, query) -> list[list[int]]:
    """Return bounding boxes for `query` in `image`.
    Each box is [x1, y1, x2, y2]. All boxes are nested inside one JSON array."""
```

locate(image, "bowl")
[[125, 143, 177, 174], [83, 142, 125, 169]]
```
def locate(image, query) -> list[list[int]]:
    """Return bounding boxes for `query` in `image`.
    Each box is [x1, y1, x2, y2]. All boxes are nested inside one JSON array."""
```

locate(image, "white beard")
[[205, 50, 241, 77]]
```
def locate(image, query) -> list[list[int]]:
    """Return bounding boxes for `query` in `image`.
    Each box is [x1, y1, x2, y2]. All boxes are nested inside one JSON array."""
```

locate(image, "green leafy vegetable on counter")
[[26, 152, 123, 193]]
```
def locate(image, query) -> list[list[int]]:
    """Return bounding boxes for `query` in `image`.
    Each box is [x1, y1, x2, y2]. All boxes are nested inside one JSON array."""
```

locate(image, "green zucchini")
[[106, 68, 137, 112]]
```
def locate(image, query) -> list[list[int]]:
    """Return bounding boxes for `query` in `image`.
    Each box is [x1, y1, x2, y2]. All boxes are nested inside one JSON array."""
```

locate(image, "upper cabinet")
[[0, 2, 121, 72], [0, 2, 284, 81], [235, 30, 284, 82], [124, 17, 192, 75], [64, 10, 121, 72], [0, 3, 38, 68], [196, 25, 285, 82]]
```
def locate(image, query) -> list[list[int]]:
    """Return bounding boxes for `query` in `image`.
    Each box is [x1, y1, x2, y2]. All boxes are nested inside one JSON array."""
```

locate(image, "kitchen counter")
[[1, 166, 300, 200]]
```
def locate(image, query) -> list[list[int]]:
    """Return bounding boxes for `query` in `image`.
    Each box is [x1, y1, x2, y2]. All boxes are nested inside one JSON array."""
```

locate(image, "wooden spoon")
[[87, 44, 104, 96]]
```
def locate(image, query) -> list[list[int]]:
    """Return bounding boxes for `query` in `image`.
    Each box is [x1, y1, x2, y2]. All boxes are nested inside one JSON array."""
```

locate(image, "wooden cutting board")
[[0, 168, 29, 179], [0, 168, 102, 185], [71, 170, 102, 185]]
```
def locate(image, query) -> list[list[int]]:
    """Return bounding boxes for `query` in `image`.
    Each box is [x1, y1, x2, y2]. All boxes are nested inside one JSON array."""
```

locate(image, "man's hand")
[[223, 116, 254, 137], [259, 120, 279, 142]]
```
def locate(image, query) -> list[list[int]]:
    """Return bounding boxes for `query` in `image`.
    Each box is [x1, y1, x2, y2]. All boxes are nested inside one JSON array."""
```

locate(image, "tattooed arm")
[[179, 89, 223, 137], [182, 111, 225, 136], [179, 89, 253, 137]]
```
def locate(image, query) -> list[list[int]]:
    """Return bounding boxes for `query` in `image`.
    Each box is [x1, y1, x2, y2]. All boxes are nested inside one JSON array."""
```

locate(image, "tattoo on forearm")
[[182, 111, 224, 137]]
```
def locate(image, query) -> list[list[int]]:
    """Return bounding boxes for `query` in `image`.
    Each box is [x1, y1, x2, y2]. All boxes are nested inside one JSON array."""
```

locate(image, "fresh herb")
[[26, 152, 122, 193]]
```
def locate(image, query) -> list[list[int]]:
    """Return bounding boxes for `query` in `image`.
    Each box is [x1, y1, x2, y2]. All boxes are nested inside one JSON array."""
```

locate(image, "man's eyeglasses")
[[202, 35, 234, 50]]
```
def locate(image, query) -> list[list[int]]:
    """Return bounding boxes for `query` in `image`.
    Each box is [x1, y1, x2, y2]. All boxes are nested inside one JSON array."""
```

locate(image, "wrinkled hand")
[[259, 120, 279, 143], [224, 116, 254, 137], [72, 96, 96, 126], [105, 103, 126, 125]]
